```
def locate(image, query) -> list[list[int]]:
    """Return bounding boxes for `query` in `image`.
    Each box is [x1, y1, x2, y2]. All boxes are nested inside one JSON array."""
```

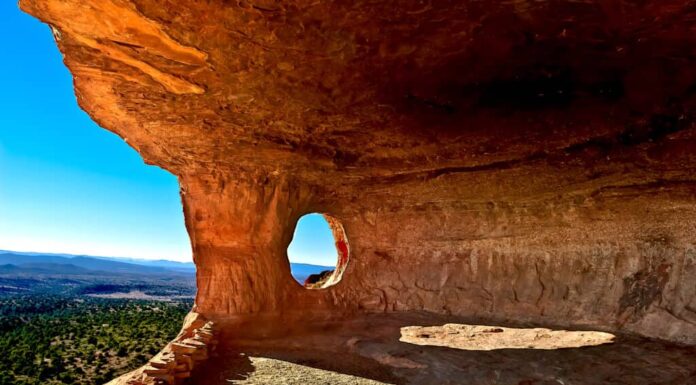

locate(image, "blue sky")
[[0, 3, 336, 266], [287, 214, 337, 267]]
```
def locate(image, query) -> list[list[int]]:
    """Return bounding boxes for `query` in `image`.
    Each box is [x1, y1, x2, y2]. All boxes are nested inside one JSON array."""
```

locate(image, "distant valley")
[[0, 250, 332, 298]]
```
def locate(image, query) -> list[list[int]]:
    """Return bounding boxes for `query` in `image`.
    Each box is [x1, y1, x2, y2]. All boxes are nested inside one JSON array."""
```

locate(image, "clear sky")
[[0, 4, 337, 266], [287, 214, 337, 266]]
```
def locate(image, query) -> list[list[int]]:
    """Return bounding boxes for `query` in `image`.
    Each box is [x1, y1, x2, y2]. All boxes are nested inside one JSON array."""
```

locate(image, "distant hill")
[[0, 263, 95, 275], [0, 252, 188, 276], [289, 263, 334, 284], [89, 256, 196, 273], [0, 251, 197, 297], [0, 250, 333, 283]]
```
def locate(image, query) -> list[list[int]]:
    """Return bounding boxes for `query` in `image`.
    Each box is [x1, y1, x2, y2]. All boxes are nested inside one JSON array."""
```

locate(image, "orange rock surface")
[[18, 0, 696, 382]]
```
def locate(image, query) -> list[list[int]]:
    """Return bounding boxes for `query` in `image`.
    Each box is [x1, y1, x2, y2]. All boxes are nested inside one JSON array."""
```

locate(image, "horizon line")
[[0, 248, 335, 268], [0, 247, 192, 264]]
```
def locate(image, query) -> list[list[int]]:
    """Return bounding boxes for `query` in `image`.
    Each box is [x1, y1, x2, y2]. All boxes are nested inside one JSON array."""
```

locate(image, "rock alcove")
[[17, 0, 696, 384]]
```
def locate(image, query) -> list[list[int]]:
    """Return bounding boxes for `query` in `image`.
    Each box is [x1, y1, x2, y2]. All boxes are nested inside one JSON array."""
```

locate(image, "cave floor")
[[192, 312, 696, 385]]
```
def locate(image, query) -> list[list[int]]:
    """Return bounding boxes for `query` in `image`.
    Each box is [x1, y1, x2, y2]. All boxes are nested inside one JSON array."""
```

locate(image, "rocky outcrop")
[[18, 0, 696, 382]]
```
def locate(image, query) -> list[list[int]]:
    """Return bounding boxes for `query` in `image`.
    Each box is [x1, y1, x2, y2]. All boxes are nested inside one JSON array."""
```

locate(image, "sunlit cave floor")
[[191, 313, 696, 385]]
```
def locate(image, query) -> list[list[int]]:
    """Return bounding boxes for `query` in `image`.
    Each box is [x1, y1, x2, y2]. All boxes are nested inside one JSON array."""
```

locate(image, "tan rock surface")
[[222, 356, 392, 385], [400, 323, 616, 350], [17, 0, 696, 383]]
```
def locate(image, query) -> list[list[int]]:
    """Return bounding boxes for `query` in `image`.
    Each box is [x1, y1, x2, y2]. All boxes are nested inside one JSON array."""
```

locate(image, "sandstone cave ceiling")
[[19, 0, 696, 188]]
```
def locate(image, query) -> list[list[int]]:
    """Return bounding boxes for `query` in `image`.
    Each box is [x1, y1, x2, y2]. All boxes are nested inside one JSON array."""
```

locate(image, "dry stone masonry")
[[118, 315, 216, 385]]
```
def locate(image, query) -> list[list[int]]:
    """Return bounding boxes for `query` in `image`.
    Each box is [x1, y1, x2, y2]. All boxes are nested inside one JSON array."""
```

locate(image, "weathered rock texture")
[[20, 1, 696, 379]]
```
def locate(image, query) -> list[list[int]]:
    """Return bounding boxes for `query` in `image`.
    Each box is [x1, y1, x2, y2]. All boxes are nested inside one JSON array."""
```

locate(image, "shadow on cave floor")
[[191, 312, 696, 385]]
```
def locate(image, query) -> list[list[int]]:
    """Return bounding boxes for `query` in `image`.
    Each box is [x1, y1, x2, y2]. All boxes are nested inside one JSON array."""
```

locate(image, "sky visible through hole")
[[0, 4, 339, 267], [287, 214, 337, 267]]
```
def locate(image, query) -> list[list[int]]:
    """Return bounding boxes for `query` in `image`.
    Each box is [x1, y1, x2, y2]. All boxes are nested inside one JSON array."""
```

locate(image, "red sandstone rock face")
[[19, 0, 696, 352]]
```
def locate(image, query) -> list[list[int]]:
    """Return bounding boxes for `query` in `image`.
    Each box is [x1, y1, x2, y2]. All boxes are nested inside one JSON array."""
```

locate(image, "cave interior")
[[18, 0, 696, 384]]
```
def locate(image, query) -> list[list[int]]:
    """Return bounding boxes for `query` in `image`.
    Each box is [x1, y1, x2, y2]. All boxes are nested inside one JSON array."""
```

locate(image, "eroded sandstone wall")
[[174, 159, 696, 345], [330, 176, 696, 344]]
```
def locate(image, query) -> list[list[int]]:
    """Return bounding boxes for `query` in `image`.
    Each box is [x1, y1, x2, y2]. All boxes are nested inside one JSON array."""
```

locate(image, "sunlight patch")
[[227, 356, 392, 385], [400, 323, 615, 351]]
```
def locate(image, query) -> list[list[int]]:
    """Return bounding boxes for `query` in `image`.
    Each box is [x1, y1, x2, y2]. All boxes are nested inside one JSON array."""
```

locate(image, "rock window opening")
[[287, 213, 349, 289]]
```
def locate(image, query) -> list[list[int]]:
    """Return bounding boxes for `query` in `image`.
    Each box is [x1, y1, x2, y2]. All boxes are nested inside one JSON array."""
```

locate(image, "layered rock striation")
[[19, 1, 696, 382]]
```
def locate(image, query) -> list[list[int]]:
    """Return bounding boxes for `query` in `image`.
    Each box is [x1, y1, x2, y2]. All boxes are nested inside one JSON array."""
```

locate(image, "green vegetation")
[[0, 294, 192, 385]]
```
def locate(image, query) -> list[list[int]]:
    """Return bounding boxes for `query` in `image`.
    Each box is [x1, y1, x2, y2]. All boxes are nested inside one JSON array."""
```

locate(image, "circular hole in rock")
[[287, 213, 349, 289]]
